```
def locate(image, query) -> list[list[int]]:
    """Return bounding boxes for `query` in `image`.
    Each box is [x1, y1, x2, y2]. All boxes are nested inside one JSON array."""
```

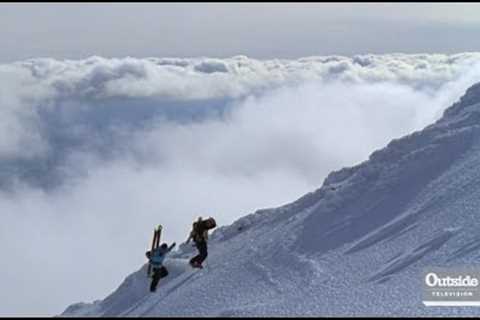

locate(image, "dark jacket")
[[187, 221, 209, 243]]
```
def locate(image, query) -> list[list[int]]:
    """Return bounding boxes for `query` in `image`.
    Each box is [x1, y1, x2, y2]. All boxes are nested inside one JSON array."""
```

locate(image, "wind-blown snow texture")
[[64, 83, 480, 316]]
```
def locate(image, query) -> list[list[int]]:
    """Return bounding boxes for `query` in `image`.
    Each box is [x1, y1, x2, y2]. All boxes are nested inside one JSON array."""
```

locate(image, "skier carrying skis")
[[186, 216, 216, 268], [146, 242, 176, 292]]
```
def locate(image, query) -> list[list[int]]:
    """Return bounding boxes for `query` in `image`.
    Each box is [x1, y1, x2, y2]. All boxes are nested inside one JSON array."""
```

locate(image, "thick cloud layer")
[[4, 53, 480, 160], [16, 53, 480, 99], [2, 53, 480, 315]]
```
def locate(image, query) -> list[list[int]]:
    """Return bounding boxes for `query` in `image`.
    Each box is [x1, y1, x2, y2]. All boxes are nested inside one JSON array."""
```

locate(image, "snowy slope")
[[63, 83, 480, 316]]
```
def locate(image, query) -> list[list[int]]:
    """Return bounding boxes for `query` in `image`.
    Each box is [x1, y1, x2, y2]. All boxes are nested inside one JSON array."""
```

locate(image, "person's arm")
[[168, 242, 176, 252], [186, 231, 193, 243]]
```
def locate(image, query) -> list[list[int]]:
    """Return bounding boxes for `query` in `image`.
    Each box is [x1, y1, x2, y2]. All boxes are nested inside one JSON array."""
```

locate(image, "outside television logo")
[[423, 268, 480, 307]]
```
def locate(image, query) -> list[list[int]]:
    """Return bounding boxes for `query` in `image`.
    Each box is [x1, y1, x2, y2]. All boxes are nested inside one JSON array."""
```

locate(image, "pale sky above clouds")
[[1, 3, 480, 62]]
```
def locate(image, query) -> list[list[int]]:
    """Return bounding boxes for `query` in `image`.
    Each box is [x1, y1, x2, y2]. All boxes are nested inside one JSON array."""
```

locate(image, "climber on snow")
[[146, 242, 176, 292], [186, 216, 216, 268]]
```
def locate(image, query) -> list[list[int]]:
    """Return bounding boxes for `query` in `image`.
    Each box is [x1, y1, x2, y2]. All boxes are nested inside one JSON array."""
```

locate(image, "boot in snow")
[[190, 260, 203, 269]]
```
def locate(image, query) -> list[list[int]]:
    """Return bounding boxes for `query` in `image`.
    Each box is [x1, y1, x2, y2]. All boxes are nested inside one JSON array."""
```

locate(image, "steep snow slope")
[[64, 83, 480, 316]]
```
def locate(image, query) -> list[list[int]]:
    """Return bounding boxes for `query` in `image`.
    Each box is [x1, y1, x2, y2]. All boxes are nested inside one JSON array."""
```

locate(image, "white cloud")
[[1, 53, 480, 315], [13, 53, 480, 100], [0, 66, 51, 159]]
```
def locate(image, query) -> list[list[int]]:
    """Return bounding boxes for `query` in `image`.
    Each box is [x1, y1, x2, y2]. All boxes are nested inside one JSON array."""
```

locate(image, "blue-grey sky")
[[1, 3, 480, 62]]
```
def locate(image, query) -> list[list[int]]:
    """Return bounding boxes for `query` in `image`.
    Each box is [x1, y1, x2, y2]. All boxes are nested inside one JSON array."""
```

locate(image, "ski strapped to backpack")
[[147, 224, 162, 277]]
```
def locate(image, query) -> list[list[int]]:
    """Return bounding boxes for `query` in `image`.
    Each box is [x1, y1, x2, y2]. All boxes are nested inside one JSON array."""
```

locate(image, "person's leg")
[[190, 255, 200, 265], [198, 241, 208, 264], [159, 266, 169, 279], [150, 268, 160, 292], [190, 243, 201, 265]]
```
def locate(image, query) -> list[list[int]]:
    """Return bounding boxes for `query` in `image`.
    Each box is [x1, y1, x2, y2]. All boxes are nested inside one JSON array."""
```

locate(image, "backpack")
[[204, 217, 217, 230], [191, 217, 216, 243]]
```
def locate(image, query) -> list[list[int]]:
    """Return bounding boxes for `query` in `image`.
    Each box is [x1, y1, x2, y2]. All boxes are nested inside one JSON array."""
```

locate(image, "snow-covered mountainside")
[[63, 83, 480, 316]]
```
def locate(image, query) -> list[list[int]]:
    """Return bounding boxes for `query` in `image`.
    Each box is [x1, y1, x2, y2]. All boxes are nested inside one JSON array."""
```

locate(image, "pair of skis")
[[147, 224, 162, 278]]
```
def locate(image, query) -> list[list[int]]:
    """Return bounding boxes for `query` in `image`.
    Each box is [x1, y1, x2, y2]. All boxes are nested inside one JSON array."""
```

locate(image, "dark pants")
[[190, 240, 208, 265], [150, 266, 168, 292]]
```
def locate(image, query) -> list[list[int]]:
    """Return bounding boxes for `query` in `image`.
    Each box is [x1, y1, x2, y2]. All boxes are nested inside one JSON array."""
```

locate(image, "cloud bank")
[[15, 53, 480, 99], [2, 53, 480, 315]]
